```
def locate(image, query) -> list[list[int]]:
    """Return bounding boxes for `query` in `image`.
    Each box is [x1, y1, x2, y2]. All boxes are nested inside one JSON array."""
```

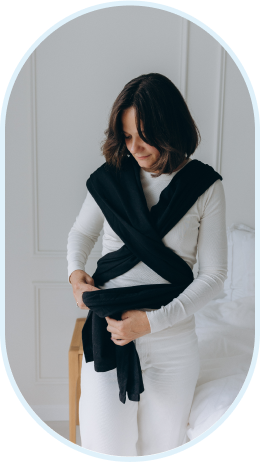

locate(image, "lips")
[[137, 155, 151, 159]]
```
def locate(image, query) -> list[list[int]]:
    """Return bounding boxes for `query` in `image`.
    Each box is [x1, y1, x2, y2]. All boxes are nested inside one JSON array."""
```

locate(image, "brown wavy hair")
[[100, 73, 201, 178]]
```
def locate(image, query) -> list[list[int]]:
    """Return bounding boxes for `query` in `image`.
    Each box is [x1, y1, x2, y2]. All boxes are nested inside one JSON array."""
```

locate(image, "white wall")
[[5, 6, 255, 421]]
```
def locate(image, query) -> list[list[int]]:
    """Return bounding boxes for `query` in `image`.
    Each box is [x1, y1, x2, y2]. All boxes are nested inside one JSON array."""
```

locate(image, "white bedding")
[[187, 223, 255, 441], [187, 296, 255, 440]]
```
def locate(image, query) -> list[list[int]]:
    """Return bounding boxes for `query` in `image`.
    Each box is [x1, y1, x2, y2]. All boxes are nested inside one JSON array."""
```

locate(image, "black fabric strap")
[[81, 156, 222, 403]]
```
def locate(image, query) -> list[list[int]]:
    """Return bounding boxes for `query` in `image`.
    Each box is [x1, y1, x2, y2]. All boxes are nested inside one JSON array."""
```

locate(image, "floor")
[[44, 421, 81, 447]]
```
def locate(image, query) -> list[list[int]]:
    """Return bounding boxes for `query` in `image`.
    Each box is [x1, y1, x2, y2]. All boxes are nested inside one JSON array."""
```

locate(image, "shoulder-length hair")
[[100, 73, 201, 178]]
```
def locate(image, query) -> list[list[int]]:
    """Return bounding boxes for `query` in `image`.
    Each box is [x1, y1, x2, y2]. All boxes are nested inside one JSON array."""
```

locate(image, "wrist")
[[140, 311, 151, 334], [144, 311, 152, 334], [69, 269, 86, 285]]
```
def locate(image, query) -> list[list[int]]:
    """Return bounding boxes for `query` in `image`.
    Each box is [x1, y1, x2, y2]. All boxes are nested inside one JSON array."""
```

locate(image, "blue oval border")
[[1, 1, 259, 460]]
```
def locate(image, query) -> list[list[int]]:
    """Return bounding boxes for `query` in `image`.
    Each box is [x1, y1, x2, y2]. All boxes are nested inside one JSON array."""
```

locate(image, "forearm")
[[67, 228, 97, 281], [146, 270, 227, 333]]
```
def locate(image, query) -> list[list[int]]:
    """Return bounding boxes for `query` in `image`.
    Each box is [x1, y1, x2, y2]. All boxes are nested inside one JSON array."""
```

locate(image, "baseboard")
[[31, 405, 69, 421]]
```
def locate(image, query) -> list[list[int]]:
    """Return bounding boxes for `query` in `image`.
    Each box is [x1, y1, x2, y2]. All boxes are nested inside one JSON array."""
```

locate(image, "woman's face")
[[121, 107, 161, 171]]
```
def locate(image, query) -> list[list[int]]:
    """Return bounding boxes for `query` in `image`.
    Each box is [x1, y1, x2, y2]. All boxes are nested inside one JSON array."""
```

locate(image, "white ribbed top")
[[67, 158, 228, 333]]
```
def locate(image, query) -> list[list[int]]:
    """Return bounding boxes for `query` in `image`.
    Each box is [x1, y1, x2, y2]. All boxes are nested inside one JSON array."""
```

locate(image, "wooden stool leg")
[[76, 354, 83, 426], [69, 351, 78, 444]]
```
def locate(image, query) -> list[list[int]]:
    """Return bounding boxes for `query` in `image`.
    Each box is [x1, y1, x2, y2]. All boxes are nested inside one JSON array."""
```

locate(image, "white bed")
[[187, 223, 255, 441]]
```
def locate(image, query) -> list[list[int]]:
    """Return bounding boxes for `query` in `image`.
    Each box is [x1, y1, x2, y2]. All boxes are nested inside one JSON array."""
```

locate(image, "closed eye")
[[123, 132, 145, 139]]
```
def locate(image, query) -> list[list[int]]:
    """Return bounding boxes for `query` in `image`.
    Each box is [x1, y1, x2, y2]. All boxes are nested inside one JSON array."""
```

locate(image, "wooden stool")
[[68, 317, 86, 444]]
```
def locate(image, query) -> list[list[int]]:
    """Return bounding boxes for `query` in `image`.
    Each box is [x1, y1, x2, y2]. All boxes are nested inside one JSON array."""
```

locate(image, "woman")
[[67, 73, 228, 456]]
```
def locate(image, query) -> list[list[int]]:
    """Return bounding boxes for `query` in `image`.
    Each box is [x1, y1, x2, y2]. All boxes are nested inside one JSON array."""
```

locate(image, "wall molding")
[[33, 282, 86, 385], [179, 17, 189, 100], [31, 51, 102, 258], [31, 51, 40, 256], [31, 250, 102, 259], [31, 52, 65, 257], [214, 46, 226, 175], [31, 19, 190, 256], [31, 404, 69, 421]]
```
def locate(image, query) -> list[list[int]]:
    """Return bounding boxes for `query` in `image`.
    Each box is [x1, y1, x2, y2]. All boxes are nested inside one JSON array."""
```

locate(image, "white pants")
[[79, 315, 200, 456]]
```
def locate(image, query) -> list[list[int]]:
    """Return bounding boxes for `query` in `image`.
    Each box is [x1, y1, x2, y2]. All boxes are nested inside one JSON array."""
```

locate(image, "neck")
[[142, 158, 189, 174]]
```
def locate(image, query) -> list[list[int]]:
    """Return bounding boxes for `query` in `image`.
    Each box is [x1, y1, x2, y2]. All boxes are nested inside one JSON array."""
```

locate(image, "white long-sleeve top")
[[67, 158, 228, 334]]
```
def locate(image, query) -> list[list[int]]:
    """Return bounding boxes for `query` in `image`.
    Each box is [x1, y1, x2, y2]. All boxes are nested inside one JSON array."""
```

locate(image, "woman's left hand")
[[105, 310, 151, 346]]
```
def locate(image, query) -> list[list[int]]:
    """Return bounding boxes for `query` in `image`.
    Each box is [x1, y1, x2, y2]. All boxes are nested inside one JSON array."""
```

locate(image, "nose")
[[129, 137, 144, 154]]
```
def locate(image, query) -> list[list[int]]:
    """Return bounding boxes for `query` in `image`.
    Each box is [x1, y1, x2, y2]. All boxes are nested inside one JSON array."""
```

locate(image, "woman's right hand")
[[69, 269, 100, 310]]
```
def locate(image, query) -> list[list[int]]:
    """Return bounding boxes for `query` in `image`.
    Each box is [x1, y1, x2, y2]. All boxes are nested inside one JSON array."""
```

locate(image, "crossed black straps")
[[81, 156, 222, 403]]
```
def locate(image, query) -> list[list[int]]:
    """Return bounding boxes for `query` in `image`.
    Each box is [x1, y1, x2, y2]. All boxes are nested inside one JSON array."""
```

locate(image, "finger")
[[105, 316, 123, 328], [106, 325, 122, 335], [77, 300, 90, 310], [79, 286, 98, 309], [76, 294, 90, 310], [110, 331, 134, 341], [85, 275, 95, 286], [76, 301, 89, 310], [111, 332, 128, 340], [82, 284, 100, 292], [111, 338, 131, 346]]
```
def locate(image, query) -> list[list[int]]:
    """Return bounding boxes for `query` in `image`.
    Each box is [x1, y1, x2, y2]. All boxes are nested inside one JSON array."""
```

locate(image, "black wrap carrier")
[[81, 155, 222, 404]]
